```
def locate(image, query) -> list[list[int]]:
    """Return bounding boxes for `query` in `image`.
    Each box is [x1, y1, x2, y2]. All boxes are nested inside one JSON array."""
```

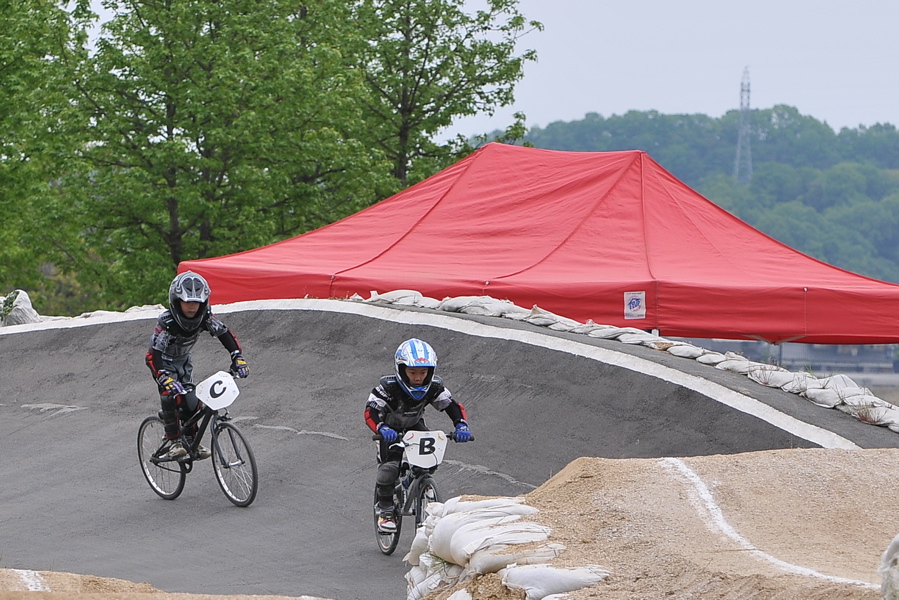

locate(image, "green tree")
[[59, 0, 391, 309], [696, 173, 754, 220], [805, 162, 873, 212], [740, 105, 840, 169], [837, 123, 899, 169], [746, 162, 812, 209], [352, 0, 541, 187], [0, 0, 90, 299]]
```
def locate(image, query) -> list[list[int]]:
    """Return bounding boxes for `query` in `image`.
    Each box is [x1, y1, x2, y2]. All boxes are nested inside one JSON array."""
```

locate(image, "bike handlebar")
[[371, 431, 475, 442]]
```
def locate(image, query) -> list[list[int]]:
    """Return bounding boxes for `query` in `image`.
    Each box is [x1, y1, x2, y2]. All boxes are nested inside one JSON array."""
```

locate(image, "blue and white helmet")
[[395, 338, 437, 401], [168, 271, 211, 330]]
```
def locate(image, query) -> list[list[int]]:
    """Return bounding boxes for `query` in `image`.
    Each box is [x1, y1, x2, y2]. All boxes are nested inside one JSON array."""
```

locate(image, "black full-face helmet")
[[168, 271, 211, 330], [394, 338, 437, 401]]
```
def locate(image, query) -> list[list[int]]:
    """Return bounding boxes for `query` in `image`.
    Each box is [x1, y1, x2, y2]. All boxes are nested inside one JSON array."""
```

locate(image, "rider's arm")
[[206, 313, 242, 355], [365, 384, 392, 433], [146, 320, 175, 377], [215, 329, 241, 355], [364, 404, 383, 433], [443, 400, 468, 426], [430, 384, 468, 426]]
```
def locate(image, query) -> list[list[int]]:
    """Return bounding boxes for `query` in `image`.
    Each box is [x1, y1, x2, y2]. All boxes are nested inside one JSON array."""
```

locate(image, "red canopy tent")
[[180, 143, 899, 344]]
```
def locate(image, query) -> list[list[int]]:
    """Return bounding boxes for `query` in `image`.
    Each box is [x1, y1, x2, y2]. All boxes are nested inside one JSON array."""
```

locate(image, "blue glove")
[[230, 351, 249, 378], [156, 372, 185, 395], [378, 424, 398, 443], [454, 421, 472, 443]]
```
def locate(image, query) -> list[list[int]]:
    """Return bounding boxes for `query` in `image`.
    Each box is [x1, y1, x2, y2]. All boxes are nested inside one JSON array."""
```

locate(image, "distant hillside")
[[514, 106, 899, 284]]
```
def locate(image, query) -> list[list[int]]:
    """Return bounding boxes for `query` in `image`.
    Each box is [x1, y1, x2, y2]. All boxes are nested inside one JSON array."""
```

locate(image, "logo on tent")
[[624, 292, 646, 320]]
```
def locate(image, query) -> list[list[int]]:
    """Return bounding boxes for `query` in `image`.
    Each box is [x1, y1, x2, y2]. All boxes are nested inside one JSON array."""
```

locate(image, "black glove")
[[230, 351, 249, 378], [156, 372, 185, 395]]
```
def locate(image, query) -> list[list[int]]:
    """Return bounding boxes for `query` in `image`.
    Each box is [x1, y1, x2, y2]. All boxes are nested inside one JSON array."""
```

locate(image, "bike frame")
[[173, 402, 218, 467], [152, 375, 235, 467], [395, 464, 437, 520], [140, 370, 257, 506]]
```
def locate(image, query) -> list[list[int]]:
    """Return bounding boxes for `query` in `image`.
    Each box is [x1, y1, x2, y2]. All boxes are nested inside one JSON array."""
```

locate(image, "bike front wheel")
[[137, 416, 186, 500], [415, 477, 440, 529], [211, 421, 258, 507], [374, 489, 402, 555]]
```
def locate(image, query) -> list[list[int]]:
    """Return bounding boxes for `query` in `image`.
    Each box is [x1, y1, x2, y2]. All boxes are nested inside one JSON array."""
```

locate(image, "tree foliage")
[[352, 0, 540, 187], [0, 0, 91, 304], [57, 0, 394, 308], [0, 0, 539, 314]]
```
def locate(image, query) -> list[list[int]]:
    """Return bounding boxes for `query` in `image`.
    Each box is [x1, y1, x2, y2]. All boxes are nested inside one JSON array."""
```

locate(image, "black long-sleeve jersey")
[[364, 374, 467, 434], [145, 308, 241, 381]]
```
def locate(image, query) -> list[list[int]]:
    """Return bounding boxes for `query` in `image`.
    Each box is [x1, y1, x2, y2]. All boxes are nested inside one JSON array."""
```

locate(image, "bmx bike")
[[137, 370, 258, 507], [371, 429, 472, 555]]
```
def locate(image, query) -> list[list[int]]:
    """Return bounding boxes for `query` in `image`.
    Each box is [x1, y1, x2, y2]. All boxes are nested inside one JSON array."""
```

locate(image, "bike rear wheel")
[[211, 421, 258, 507], [137, 416, 186, 500], [373, 487, 403, 555], [415, 477, 440, 528]]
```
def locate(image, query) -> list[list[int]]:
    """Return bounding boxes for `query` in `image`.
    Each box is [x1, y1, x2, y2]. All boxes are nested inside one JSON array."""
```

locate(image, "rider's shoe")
[[377, 509, 397, 533], [162, 440, 187, 460], [196, 444, 212, 460]]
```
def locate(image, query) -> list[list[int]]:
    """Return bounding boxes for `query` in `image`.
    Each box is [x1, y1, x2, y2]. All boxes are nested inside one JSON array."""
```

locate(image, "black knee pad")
[[376, 462, 400, 488]]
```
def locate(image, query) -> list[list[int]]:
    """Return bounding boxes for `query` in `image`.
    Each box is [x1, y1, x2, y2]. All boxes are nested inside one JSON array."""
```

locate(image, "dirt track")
[[2, 301, 899, 599], [3, 447, 895, 599]]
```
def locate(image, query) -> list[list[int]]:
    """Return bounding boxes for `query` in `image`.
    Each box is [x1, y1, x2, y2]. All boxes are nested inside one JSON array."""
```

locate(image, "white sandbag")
[[569, 323, 615, 335], [459, 298, 515, 317], [404, 525, 431, 566], [406, 565, 426, 588], [835, 386, 874, 401], [818, 373, 861, 390], [665, 343, 705, 359], [421, 552, 465, 582], [435, 497, 534, 519], [499, 563, 610, 600], [801, 387, 842, 408], [877, 405, 899, 428], [455, 522, 552, 565], [880, 533, 899, 600], [406, 556, 465, 600], [715, 358, 755, 374], [430, 513, 549, 566], [366, 289, 424, 304], [445, 590, 473, 600], [841, 393, 891, 408], [744, 365, 790, 382], [617, 331, 666, 345], [465, 542, 566, 576], [695, 351, 727, 365], [406, 569, 444, 600], [415, 296, 443, 309], [524, 306, 576, 328], [430, 512, 519, 559], [367, 289, 442, 309], [585, 326, 628, 339], [1, 289, 40, 325], [747, 368, 797, 388], [437, 296, 495, 312], [836, 395, 895, 425], [780, 372, 823, 394]]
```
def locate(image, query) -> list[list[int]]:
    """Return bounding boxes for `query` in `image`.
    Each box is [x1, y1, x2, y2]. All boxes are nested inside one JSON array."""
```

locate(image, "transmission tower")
[[733, 67, 753, 184]]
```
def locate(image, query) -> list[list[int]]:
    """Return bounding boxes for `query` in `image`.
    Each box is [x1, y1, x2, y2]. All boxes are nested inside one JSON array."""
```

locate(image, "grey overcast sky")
[[443, 0, 899, 139], [89, 0, 899, 138]]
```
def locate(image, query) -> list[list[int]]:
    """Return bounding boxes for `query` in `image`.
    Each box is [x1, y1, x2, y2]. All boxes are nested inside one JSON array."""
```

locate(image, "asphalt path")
[[1, 300, 897, 600]]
